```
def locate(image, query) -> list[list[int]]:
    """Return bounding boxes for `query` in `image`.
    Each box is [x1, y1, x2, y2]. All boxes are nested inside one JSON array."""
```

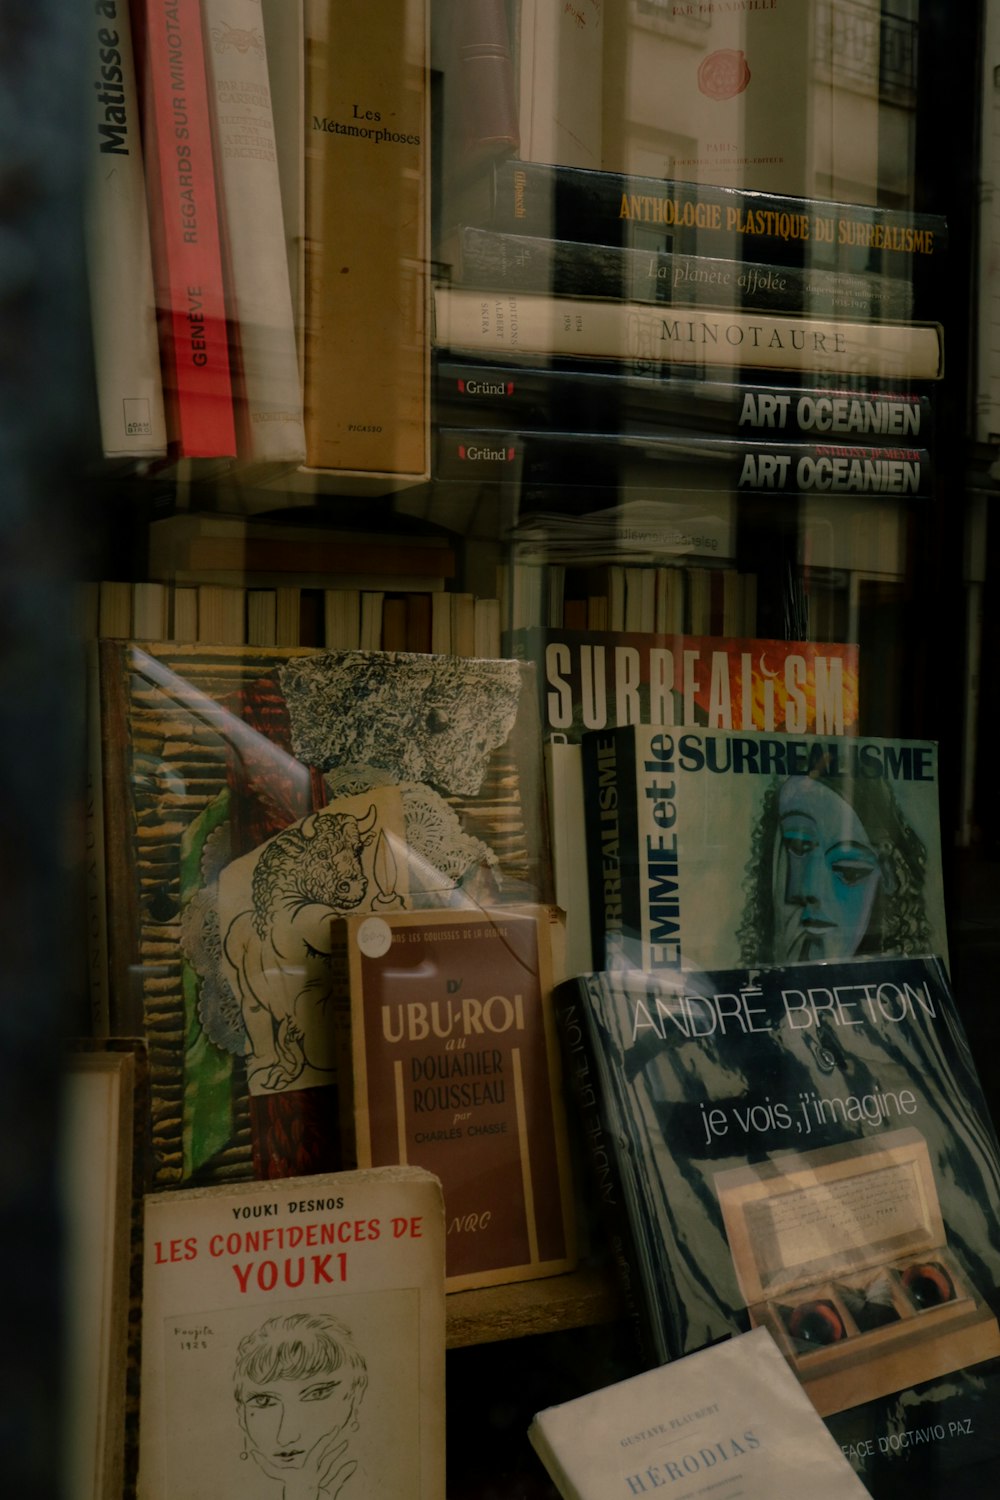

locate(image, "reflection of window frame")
[[813, 0, 917, 106], [629, 0, 712, 39]]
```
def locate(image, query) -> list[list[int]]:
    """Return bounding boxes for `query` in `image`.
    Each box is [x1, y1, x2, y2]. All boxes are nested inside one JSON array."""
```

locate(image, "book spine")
[[304, 0, 429, 477], [133, 0, 237, 457], [434, 357, 936, 441], [581, 728, 642, 971], [86, 0, 168, 459], [552, 977, 658, 1370], [435, 427, 933, 497], [446, 226, 916, 320], [201, 0, 306, 462], [454, 0, 519, 169], [477, 159, 948, 281], [432, 287, 945, 383]]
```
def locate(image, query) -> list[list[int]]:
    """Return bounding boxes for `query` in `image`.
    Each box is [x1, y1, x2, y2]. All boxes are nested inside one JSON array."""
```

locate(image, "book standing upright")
[[85, 0, 167, 459], [132, 0, 237, 457], [138, 1166, 446, 1500], [302, 0, 430, 486], [201, 0, 306, 463]]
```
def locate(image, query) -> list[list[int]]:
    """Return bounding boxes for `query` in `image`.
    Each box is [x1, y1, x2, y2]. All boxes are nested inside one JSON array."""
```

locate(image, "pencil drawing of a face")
[[233, 1313, 368, 1494]]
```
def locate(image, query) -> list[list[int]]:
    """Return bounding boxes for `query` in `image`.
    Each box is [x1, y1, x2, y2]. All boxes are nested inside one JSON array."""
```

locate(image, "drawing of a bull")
[[220, 804, 384, 1092]]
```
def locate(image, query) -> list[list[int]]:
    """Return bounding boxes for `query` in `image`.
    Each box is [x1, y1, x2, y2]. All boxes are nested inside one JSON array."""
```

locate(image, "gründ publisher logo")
[[457, 444, 516, 462], [456, 378, 515, 397]]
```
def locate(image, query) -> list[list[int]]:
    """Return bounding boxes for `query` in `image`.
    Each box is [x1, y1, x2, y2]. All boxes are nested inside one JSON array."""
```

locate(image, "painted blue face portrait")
[[772, 776, 882, 962], [737, 766, 931, 967]]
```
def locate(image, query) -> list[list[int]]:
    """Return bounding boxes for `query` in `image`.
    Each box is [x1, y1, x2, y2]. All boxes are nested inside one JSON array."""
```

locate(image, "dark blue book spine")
[[433, 356, 936, 442], [454, 160, 947, 300], [445, 225, 917, 320], [435, 426, 933, 497]]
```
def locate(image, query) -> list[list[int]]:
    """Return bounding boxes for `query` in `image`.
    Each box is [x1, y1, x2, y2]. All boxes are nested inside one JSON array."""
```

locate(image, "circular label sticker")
[[697, 49, 751, 102], [357, 917, 393, 958]]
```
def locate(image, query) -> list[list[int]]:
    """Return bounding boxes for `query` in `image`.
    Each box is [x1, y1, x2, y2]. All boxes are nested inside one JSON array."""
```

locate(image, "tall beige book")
[[85, 0, 167, 458], [202, 0, 306, 463], [139, 1167, 446, 1500], [303, 0, 430, 485]]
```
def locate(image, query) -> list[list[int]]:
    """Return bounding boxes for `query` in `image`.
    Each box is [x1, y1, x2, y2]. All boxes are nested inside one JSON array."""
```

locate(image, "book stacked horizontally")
[[430, 0, 944, 643]]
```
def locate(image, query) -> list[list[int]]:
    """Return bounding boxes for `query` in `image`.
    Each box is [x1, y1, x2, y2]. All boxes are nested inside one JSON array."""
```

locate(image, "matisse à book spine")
[[86, 0, 168, 459]]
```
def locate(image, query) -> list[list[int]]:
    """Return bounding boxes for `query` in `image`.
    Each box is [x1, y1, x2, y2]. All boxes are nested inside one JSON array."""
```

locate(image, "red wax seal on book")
[[698, 49, 751, 101]]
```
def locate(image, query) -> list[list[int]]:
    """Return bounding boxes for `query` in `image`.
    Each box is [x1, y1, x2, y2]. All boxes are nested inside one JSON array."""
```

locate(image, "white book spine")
[[434, 287, 944, 382], [85, 0, 167, 458], [202, 0, 306, 462]]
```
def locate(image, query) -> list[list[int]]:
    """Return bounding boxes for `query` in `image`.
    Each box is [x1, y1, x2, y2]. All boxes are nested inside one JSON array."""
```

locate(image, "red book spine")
[[133, 0, 236, 457]]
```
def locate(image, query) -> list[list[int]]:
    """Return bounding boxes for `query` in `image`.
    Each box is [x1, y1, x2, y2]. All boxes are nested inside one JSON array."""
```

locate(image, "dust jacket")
[[529, 1326, 871, 1500], [138, 1166, 445, 1500], [508, 628, 860, 741], [338, 905, 576, 1291], [581, 726, 947, 974], [556, 957, 1000, 1498], [98, 643, 550, 1188]]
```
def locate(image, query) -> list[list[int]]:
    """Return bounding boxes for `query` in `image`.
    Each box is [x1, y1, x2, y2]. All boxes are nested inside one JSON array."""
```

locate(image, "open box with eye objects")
[[714, 1126, 1000, 1416]]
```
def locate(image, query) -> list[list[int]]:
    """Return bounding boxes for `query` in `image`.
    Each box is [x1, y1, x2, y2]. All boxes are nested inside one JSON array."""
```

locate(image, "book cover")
[[62, 1042, 147, 1500], [98, 642, 550, 1188], [556, 957, 1000, 1496], [529, 1326, 871, 1500], [435, 426, 932, 496], [450, 159, 947, 292], [517, 0, 604, 171], [133, 0, 237, 457], [303, 0, 429, 481], [201, 0, 306, 463], [339, 904, 576, 1290], [507, 628, 860, 740], [434, 357, 936, 441], [138, 1166, 446, 1500], [442, 225, 917, 320], [85, 0, 167, 458], [451, 0, 519, 172], [600, 1, 885, 205], [581, 727, 946, 974], [432, 287, 945, 383]]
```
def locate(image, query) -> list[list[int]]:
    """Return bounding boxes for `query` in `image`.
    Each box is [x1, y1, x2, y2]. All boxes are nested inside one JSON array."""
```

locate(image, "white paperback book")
[[85, 0, 167, 459], [139, 1166, 446, 1500], [202, 0, 306, 463], [529, 1326, 871, 1500]]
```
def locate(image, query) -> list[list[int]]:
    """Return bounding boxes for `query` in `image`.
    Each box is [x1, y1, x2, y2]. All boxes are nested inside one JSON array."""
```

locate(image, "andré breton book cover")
[[138, 1166, 445, 1500], [98, 644, 550, 1188], [558, 956, 1000, 1498]]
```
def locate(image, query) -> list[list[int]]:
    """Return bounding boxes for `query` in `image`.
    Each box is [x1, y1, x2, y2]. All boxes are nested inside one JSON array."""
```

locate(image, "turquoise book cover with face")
[[581, 728, 946, 978]]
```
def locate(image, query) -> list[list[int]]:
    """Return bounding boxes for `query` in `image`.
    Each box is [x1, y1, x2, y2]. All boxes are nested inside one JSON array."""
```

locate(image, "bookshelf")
[[7, 1, 1000, 1497]]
